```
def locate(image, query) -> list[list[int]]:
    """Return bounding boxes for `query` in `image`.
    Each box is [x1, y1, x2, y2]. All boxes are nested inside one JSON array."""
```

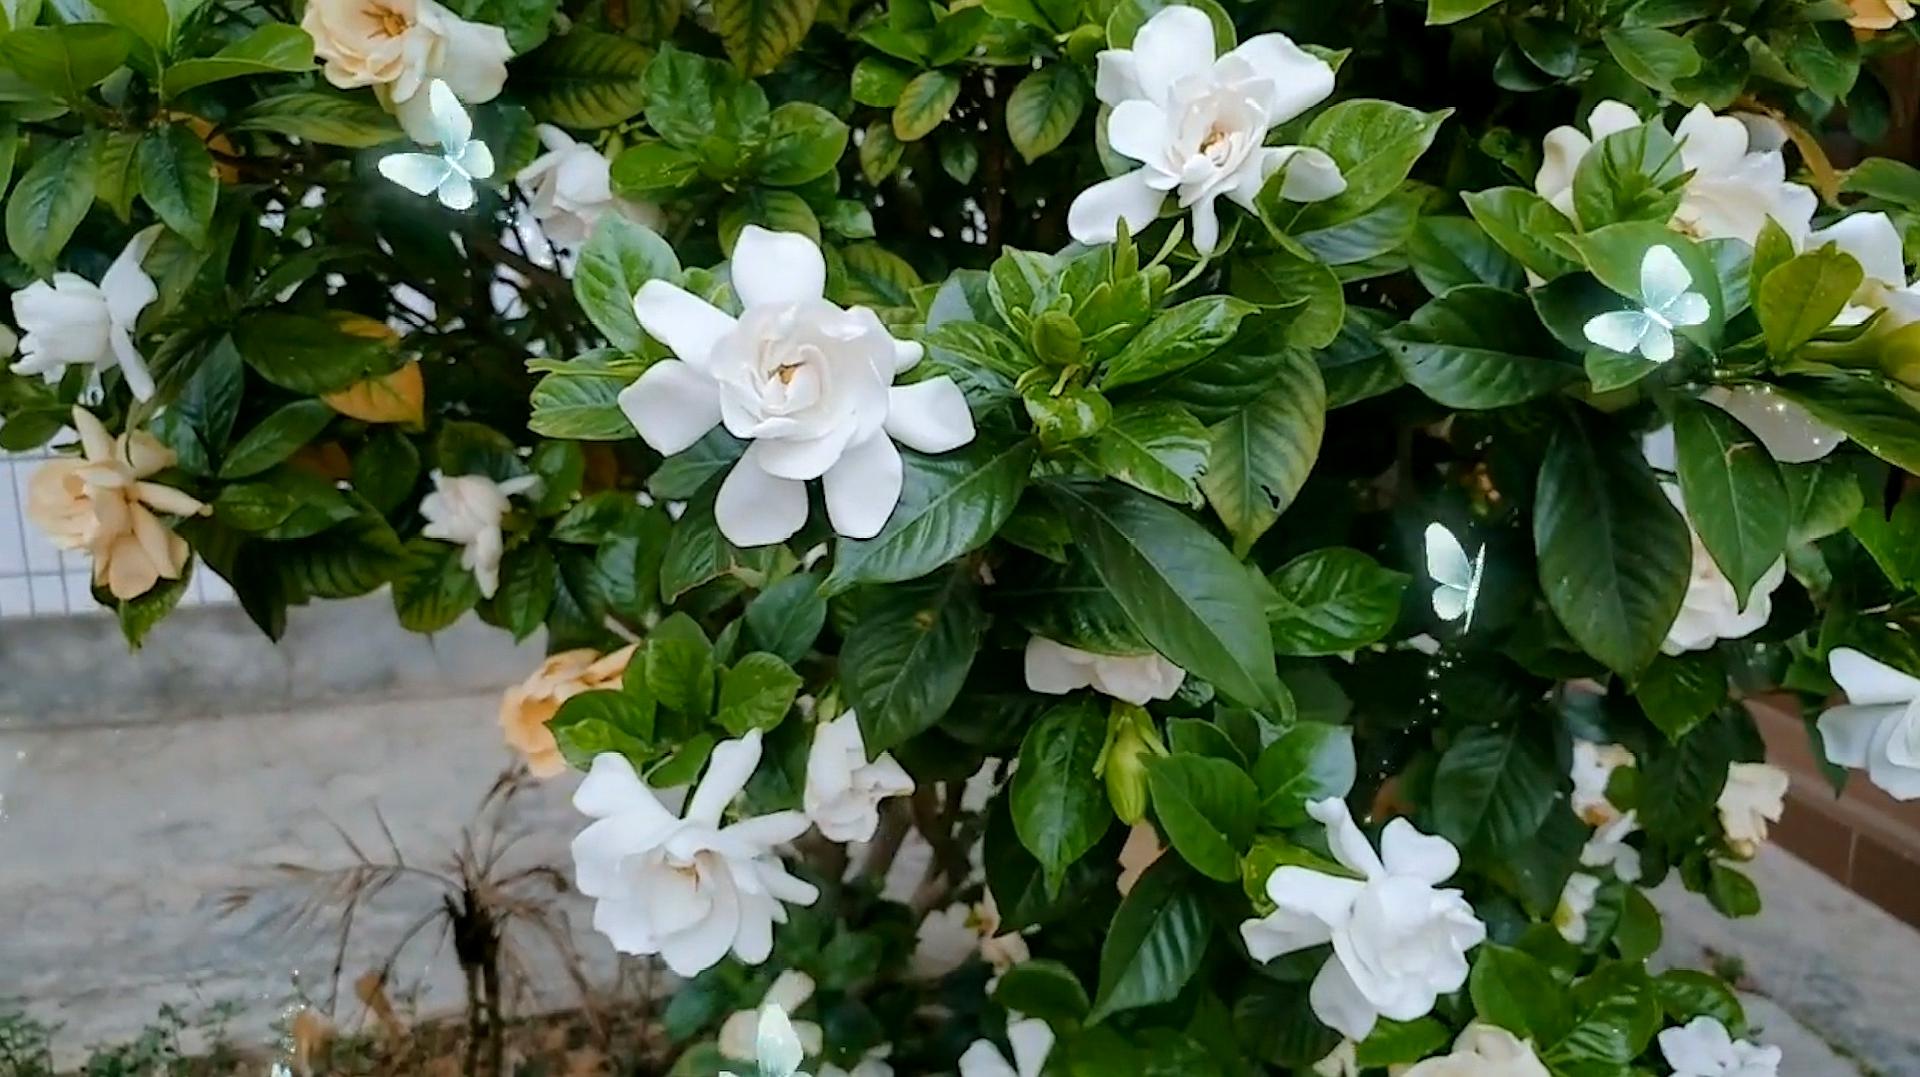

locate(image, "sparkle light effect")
[[1583, 245, 1711, 363], [377, 80, 495, 211]]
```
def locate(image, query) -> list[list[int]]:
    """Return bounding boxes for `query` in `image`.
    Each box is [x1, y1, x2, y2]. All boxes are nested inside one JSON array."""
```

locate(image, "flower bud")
[[1098, 704, 1166, 825], [1031, 309, 1083, 365]]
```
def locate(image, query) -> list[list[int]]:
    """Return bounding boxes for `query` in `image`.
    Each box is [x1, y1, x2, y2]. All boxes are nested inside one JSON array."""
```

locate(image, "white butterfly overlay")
[[1424, 522, 1486, 632], [377, 79, 496, 211], [723, 1004, 809, 1077], [1583, 245, 1710, 363]]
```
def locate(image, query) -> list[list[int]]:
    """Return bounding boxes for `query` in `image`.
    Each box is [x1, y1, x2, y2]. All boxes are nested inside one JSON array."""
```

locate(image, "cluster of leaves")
[[7, 0, 1920, 1071]]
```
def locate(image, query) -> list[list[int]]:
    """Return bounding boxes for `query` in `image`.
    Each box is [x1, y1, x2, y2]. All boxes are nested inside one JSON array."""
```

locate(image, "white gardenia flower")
[[1700, 384, 1846, 464], [958, 1018, 1054, 1077], [1239, 798, 1486, 1041], [517, 125, 663, 250], [1552, 872, 1601, 944], [1641, 431, 1787, 655], [1580, 811, 1643, 883], [11, 226, 162, 400], [1717, 762, 1789, 859], [1401, 1023, 1550, 1077], [719, 971, 823, 1061], [1818, 648, 1920, 800], [617, 226, 974, 546], [1658, 1017, 1782, 1077], [418, 469, 539, 598], [1023, 637, 1186, 705], [570, 730, 820, 976], [302, 0, 510, 143], [1068, 5, 1344, 254], [1804, 210, 1920, 328], [911, 891, 1029, 979], [1536, 101, 1816, 245], [1569, 740, 1634, 826], [803, 712, 914, 842]]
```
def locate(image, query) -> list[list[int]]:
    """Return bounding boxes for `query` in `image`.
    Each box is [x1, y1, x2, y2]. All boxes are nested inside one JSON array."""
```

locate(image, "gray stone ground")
[[1652, 847, 1920, 1075], [1, 675, 1916, 1071]]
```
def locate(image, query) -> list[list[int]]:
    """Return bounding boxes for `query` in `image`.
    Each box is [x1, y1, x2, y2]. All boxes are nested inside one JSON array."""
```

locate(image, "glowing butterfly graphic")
[[1424, 522, 1486, 632], [1582, 245, 1710, 363], [722, 1005, 809, 1077], [377, 80, 495, 211]]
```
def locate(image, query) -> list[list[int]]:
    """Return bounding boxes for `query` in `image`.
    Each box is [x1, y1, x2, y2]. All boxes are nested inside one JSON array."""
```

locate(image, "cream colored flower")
[[910, 890, 1029, 980], [517, 126, 662, 249], [301, 0, 510, 143], [1580, 811, 1642, 883], [570, 731, 820, 975], [1023, 637, 1185, 705], [1068, 5, 1343, 254], [419, 469, 539, 598], [1535, 101, 1815, 245], [1818, 648, 1920, 800], [1553, 873, 1601, 944], [1401, 1024, 1550, 1077], [803, 712, 914, 842], [499, 645, 637, 777], [1849, 0, 1916, 30], [1717, 762, 1789, 859], [617, 227, 972, 546], [1569, 741, 1634, 826], [26, 407, 207, 601], [11, 227, 161, 401]]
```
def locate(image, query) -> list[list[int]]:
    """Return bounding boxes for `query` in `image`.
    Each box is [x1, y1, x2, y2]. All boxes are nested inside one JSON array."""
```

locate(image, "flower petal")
[[822, 432, 903, 539], [752, 421, 858, 481], [1378, 818, 1460, 884], [957, 1042, 1018, 1077], [100, 226, 162, 329], [1536, 126, 1590, 211], [731, 226, 827, 307], [574, 753, 660, 818], [1308, 958, 1378, 1042], [1586, 100, 1642, 140], [1188, 194, 1223, 255], [1674, 104, 1750, 172], [1249, 146, 1346, 206], [1307, 797, 1384, 879], [686, 729, 766, 826], [1807, 211, 1908, 289], [884, 377, 975, 453], [1006, 1018, 1054, 1077], [1106, 99, 1169, 165], [1131, 6, 1217, 103], [1024, 637, 1094, 695], [1068, 169, 1166, 246], [1830, 647, 1920, 705], [633, 280, 737, 371], [714, 451, 810, 547], [1223, 32, 1333, 123]]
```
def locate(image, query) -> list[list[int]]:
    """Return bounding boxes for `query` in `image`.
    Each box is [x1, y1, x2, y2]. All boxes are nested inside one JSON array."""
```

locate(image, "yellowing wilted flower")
[[500, 645, 637, 777], [26, 407, 208, 601], [1849, 0, 1916, 30]]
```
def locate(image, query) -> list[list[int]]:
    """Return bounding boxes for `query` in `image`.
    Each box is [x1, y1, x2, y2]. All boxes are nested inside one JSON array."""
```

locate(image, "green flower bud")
[[1031, 309, 1083, 365], [1098, 704, 1167, 825]]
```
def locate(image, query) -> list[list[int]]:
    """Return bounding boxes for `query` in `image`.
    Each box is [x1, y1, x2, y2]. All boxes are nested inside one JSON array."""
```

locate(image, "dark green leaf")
[[1011, 701, 1112, 889], [844, 570, 988, 751], [1089, 858, 1209, 1023], [1199, 351, 1325, 555], [824, 440, 1034, 592]]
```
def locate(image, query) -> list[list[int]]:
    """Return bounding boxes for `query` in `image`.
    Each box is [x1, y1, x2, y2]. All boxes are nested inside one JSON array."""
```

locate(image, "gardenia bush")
[[8, 0, 1920, 1070]]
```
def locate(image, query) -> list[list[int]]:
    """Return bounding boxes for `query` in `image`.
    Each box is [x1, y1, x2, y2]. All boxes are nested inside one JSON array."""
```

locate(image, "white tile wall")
[[0, 430, 233, 618]]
